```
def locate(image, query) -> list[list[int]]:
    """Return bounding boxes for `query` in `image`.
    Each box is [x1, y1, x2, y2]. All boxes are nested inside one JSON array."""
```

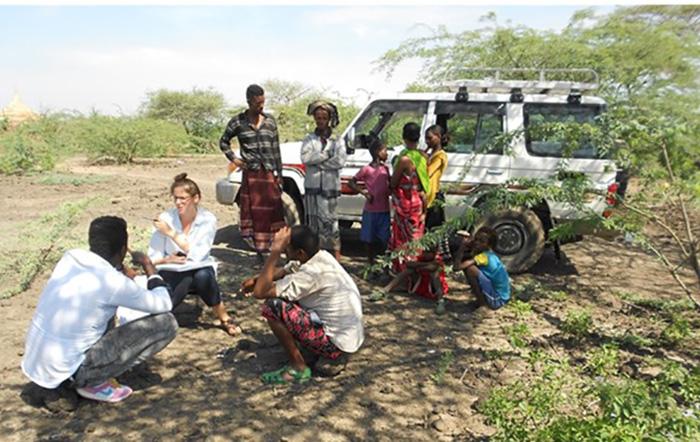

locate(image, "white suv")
[[216, 69, 626, 273]]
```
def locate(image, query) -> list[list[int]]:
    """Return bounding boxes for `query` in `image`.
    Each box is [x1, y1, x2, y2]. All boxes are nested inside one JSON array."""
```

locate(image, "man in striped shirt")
[[219, 84, 286, 258]]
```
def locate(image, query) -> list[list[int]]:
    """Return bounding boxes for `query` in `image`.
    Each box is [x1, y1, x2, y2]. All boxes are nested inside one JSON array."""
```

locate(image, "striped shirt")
[[219, 111, 282, 176]]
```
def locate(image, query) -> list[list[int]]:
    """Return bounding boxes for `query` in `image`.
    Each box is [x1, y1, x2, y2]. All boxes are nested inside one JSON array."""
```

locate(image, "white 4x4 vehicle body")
[[217, 70, 625, 273]]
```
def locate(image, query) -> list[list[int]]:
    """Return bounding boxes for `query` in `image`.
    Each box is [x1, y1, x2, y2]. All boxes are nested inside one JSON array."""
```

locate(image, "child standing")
[[453, 227, 511, 310], [348, 135, 391, 275]]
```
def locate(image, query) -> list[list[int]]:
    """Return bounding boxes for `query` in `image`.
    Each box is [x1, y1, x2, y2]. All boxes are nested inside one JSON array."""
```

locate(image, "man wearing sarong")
[[220, 84, 286, 260]]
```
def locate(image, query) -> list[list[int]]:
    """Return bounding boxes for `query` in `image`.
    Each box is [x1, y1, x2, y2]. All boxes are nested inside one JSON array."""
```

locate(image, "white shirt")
[[148, 207, 218, 272], [275, 250, 364, 353], [21, 249, 172, 388]]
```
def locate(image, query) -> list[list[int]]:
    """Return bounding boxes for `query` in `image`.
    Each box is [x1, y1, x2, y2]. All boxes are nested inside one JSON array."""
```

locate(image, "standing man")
[[220, 84, 286, 261]]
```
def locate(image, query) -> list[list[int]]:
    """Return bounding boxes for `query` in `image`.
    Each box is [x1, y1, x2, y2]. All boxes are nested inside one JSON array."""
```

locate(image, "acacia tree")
[[375, 5, 700, 305], [141, 88, 227, 152], [262, 79, 359, 142]]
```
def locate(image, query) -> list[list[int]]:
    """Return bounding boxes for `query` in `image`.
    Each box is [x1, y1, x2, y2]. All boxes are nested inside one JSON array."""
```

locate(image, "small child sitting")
[[371, 233, 463, 314], [453, 227, 511, 310]]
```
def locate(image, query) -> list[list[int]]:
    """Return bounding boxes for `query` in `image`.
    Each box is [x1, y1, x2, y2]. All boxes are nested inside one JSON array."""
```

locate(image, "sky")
[[0, 5, 616, 115]]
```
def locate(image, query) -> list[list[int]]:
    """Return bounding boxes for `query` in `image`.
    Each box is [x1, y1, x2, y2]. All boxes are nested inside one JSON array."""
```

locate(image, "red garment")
[[389, 169, 425, 273], [239, 169, 286, 253], [409, 254, 449, 300]]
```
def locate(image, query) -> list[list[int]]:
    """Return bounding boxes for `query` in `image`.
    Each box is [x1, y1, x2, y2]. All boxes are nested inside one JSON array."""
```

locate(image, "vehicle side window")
[[353, 100, 428, 149], [435, 102, 505, 154], [524, 104, 606, 159]]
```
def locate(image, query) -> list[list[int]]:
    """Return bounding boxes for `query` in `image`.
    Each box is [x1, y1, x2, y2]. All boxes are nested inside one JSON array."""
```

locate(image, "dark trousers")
[[159, 266, 221, 308], [72, 313, 178, 388]]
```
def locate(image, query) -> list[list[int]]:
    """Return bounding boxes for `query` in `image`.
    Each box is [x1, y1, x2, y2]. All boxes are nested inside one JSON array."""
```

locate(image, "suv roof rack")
[[441, 68, 599, 95]]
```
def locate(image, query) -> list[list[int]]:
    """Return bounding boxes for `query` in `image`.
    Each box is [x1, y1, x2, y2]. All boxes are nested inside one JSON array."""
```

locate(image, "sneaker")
[[76, 379, 133, 403]]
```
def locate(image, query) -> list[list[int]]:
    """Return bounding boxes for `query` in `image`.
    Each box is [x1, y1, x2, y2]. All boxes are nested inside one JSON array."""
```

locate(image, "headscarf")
[[307, 100, 340, 129], [394, 148, 430, 194]]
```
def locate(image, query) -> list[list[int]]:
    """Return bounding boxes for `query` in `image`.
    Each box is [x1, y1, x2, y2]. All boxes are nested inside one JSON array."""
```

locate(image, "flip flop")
[[261, 365, 312, 385]]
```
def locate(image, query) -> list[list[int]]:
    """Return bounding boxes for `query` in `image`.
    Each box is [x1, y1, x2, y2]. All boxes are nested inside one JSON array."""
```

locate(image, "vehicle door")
[[433, 101, 510, 219], [337, 100, 430, 222], [510, 102, 617, 219]]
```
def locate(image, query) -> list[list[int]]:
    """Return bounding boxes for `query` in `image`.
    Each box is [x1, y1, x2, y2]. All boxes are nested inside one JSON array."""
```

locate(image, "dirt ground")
[[1, 155, 698, 441]]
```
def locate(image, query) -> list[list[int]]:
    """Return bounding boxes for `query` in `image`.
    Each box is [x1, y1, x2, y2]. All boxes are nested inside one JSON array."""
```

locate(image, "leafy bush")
[[79, 116, 189, 163], [561, 310, 593, 338], [0, 130, 55, 174], [585, 344, 619, 377]]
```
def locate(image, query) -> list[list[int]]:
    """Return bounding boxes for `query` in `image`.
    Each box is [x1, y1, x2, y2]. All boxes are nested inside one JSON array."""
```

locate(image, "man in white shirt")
[[242, 225, 364, 384], [21, 216, 178, 409]]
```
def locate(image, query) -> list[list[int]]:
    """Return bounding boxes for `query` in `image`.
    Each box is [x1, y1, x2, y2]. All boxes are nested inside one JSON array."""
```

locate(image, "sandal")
[[220, 318, 242, 336], [261, 365, 312, 385]]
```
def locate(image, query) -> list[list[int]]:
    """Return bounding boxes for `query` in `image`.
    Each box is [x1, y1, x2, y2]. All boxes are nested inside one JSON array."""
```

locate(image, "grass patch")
[[0, 197, 94, 299], [480, 352, 700, 441], [561, 309, 593, 339]]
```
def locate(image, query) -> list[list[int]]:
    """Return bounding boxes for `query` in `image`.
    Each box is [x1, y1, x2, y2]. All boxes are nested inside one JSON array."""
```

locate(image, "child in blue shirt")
[[453, 227, 511, 309]]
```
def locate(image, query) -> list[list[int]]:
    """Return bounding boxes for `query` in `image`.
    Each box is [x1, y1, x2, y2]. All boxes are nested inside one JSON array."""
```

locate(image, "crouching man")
[[21, 216, 178, 407], [242, 225, 364, 384]]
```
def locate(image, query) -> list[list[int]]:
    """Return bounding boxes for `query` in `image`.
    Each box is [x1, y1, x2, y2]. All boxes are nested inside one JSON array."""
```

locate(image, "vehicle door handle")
[[486, 169, 504, 175]]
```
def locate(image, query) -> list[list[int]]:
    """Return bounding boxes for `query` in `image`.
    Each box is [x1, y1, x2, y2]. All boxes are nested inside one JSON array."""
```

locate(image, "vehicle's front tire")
[[475, 208, 545, 274], [281, 191, 302, 226]]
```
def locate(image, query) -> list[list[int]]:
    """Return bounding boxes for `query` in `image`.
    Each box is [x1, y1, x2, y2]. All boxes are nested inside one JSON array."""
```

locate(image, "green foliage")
[[262, 79, 360, 143], [142, 88, 227, 152], [430, 350, 454, 385], [481, 354, 700, 441], [660, 315, 691, 347], [80, 116, 189, 163], [618, 291, 694, 314], [0, 130, 55, 174], [585, 344, 620, 377], [505, 322, 531, 349], [0, 198, 94, 299], [561, 310, 593, 338], [508, 299, 533, 318]]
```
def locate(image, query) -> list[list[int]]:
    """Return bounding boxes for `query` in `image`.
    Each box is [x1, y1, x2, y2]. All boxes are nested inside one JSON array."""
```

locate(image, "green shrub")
[[80, 116, 188, 163], [481, 357, 700, 441], [585, 344, 619, 377], [0, 130, 55, 174], [505, 322, 531, 349], [561, 310, 593, 338], [660, 315, 691, 347]]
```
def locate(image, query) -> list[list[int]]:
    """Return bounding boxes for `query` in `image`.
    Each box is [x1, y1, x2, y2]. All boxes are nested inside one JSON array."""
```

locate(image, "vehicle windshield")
[[351, 100, 429, 149]]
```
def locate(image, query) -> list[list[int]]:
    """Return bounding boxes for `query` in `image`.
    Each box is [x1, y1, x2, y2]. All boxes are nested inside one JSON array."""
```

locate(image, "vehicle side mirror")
[[345, 127, 356, 155]]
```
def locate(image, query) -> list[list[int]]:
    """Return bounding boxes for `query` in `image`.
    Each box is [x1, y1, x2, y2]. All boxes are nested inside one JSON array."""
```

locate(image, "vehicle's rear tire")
[[474, 208, 545, 274], [238, 191, 302, 250]]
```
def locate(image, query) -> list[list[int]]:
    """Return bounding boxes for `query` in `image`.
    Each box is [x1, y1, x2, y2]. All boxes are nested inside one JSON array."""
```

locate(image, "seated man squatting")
[[242, 225, 364, 384]]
